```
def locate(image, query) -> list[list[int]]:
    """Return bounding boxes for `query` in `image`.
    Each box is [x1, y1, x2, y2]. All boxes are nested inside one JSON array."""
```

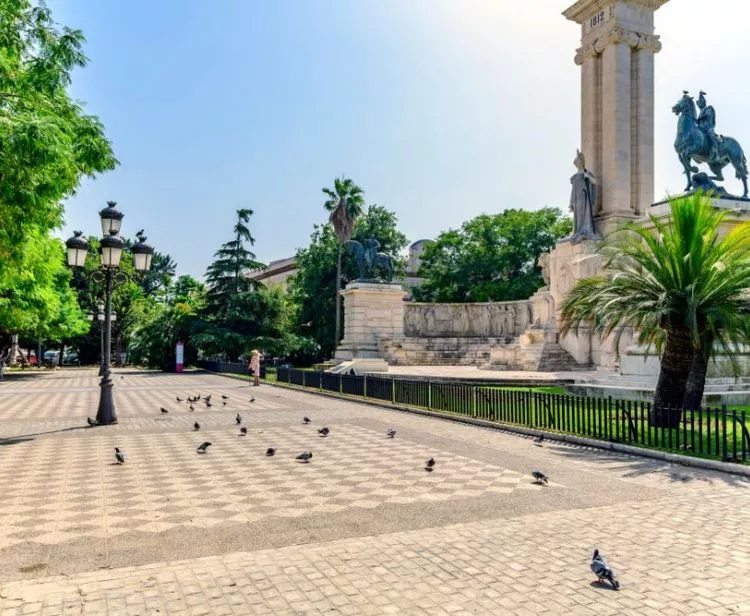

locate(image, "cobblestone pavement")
[[0, 369, 749, 615]]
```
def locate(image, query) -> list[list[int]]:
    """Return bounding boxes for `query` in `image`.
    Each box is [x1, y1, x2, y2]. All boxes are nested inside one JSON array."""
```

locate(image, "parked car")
[[43, 350, 60, 366], [62, 351, 80, 366]]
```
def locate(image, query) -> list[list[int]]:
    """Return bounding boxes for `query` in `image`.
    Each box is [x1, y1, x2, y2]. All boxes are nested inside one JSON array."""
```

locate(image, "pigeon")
[[176, 396, 183, 402], [250, 396, 255, 403], [302, 417, 311, 424], [197, 441, 212, 453], [533, 435, 544, 446], [425, 457, 435, 472], [386, 428, 396, 438], [266, 447, 276, 456], [203, 395, 212, 402], [120, 376, 124, 380], [239, 427, 247, 436], [296, 451, 313, 463], [160, 407, 169, 414], [205, 401, 213, 408], [222, 401, 227, 406], [193, 422, 200, 431], [114, 447, 125, 464], [590, 549, 620, 590], [236, 414, 242, 425], [189, 404, 195, 412], [318, 427, 330, 437], [87, 417, 96, 426], [532, 470, 549, 484], [221, 395, 229, 400]]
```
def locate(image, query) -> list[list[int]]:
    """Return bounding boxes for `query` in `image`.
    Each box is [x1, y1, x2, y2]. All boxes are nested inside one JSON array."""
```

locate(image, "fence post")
[[473, 387, 477, 418], [392, 378, 396, 404], [428, 381, 432, 410], [363, 375, 367, 400], [302, 371, 306, 388]]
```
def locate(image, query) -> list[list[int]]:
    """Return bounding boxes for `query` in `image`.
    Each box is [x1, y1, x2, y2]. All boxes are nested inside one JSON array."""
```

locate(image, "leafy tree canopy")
[[204, 208, 264, 317], [412, 208, 571, 303], [0, 231, 89, 343], [0, 0, 116, 281]]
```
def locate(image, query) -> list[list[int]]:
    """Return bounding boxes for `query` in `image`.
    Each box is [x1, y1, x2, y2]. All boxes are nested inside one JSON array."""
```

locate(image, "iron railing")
[[197, 360, 266, 378], [272, 367, 749, 464]]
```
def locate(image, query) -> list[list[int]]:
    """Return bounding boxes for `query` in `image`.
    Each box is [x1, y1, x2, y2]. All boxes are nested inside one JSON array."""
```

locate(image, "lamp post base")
[[95, 376, 118, 425]]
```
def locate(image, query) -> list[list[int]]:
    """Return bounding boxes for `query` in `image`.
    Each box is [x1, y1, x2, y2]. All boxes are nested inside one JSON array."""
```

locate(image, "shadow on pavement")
[[546, 442, 750, 488], [0, 425, 89, 447]]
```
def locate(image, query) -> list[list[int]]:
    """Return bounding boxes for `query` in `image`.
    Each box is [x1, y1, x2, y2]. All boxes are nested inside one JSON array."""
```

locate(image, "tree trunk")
[[683, 347, 709, 411], [334, 244, 342, 352], [651, 326, 693, 428]]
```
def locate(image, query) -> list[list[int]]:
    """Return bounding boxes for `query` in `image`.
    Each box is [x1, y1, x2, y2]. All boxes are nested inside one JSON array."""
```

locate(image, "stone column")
[[633, 42, 659, 215], [564, 0, 668, 235]]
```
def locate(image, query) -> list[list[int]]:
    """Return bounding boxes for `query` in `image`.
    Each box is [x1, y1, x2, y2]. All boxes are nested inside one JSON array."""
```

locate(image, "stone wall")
[[403, 301, 533, 339]]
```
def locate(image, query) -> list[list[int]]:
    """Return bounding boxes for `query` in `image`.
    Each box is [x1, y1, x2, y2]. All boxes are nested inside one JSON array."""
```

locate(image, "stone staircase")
[[483, 327, 583, 372], [378, 336, 516, 366], [518, 328, 581, 371]]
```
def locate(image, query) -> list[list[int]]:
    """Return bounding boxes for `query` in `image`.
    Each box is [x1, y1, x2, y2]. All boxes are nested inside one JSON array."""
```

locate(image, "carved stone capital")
[[575, 28, 662, 63]]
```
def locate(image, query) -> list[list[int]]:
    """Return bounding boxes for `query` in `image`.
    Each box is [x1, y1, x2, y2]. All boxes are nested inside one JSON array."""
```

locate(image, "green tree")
[[291, 205, 409, 358], [197, 210, 302, 361], [129, 277, 205, 371], [204, 208, 264, 318], [0, 0, 116, 284], [323, 177, 365, 345], [0, 231, 89, 351], [413, 208, 571, 302], [560, 193, 750, 426]]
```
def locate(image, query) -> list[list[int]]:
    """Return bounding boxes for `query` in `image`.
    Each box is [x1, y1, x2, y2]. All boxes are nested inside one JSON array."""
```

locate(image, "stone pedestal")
[[546, 239, 613, 367], [649, 194, 750, 234], [334, 281, 406, 361]]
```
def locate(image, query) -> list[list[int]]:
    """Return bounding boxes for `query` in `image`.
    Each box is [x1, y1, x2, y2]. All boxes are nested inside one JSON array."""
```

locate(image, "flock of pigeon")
[[107, 391, 620, 590]]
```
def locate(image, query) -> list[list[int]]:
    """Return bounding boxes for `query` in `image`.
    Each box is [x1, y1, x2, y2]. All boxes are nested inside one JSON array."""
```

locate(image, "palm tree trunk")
[[334, 244, 342, 351], [651, 326, 693, 428], [683, 346, 709, 410]]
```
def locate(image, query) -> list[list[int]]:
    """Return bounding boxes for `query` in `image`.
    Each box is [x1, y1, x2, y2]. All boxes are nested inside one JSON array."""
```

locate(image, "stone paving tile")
[[0, 423, 555, 551], [0, 369, 749, 615], [0, 490, 749, 615]]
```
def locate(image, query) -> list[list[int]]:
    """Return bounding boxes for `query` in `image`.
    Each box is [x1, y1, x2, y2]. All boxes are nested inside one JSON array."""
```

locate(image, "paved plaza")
[[0, 370, 748, 615]]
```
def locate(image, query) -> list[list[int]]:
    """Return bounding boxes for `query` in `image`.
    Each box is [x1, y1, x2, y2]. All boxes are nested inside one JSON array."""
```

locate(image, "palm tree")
[[560, 192, 750, 427], [323, 177, 365, 348]]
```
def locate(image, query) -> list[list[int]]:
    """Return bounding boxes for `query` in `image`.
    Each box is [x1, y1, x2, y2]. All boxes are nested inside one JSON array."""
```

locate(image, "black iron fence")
[[197, 360, 266, 378], [273, 367, 750, 464]]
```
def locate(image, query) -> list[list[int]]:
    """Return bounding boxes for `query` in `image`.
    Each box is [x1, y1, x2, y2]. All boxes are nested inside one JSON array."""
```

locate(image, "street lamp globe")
[[100, 231, 125, 268], [65, 231, 89, 268], [99, 201, 124, 236], [131, 233, 154, 272]]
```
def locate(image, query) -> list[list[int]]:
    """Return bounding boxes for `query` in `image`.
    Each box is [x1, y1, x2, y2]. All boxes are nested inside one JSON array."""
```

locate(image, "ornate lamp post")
[[65, 202, 154, 425]]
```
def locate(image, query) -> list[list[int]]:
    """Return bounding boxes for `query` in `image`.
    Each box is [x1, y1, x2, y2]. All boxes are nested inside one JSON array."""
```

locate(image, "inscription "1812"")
[[590, 11, 606, 28]]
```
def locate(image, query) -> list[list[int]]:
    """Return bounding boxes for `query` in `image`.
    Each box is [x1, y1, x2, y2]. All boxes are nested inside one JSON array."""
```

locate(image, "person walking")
[[248, 349, 262, 387]]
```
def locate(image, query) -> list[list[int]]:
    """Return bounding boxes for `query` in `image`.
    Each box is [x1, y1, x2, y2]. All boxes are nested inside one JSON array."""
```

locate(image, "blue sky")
[[52, 0, 750, 278]]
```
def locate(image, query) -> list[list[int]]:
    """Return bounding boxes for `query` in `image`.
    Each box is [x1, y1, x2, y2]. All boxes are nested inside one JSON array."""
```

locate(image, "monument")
[[332, 239, 404, 373], [330, 0, 750, 381]]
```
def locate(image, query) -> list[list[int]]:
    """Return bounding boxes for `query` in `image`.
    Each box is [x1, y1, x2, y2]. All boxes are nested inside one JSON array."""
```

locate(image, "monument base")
[[328, 358, 389, 375], [334, 281, 406, 362]]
